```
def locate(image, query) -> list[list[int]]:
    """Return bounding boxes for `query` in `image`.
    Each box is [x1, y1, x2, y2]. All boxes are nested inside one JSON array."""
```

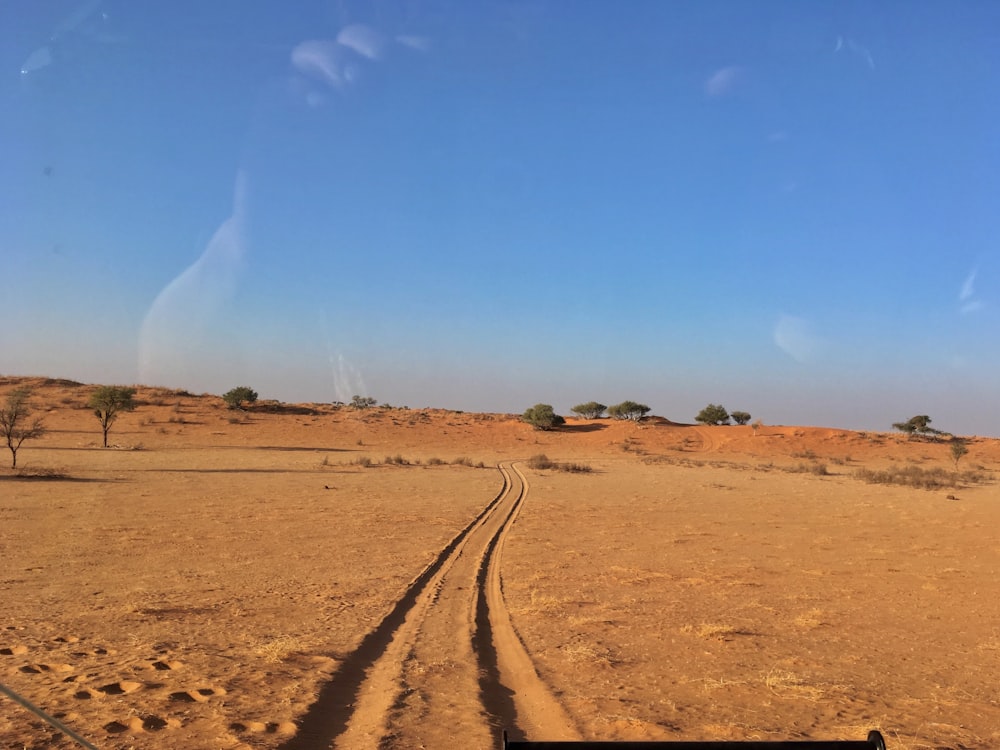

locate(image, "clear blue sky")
[[3, 1, 999, 435]]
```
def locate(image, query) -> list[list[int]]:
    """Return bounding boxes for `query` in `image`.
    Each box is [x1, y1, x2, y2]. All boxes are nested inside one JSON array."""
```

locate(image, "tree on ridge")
[[571, 402, 607, 419], [607, 401, 650, 422], [523, 403, 565, 430], [695, 404, 730, 426], [223, 386, 259, 411]]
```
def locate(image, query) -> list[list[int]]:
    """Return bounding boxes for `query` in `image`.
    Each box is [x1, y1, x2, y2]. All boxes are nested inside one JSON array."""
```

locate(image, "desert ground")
[[2, 376, 999, 750]]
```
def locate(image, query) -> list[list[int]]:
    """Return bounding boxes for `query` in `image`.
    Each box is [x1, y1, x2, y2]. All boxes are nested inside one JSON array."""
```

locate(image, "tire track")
[[281, 463, 579, 749], [481, 463, 581, 743], [280, 475, 510, 750]]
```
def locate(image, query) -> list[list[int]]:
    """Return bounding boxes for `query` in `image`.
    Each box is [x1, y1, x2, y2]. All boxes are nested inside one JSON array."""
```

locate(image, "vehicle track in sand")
[[281, 462, 579, 750]]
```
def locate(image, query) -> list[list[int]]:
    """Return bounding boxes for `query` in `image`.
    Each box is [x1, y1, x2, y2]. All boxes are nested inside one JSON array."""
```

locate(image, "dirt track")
[[282, 463, 576, 749]]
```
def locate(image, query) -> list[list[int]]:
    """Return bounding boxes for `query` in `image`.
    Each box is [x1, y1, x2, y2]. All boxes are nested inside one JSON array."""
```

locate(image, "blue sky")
[[3, 1, 999, 435]]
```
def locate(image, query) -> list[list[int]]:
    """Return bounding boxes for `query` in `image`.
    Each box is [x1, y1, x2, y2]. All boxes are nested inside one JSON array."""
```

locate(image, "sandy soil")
[[1, 377, 998, 750]]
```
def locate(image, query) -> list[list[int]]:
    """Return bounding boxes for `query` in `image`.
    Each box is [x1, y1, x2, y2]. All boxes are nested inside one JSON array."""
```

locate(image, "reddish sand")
[[1, 377, 998, 750]]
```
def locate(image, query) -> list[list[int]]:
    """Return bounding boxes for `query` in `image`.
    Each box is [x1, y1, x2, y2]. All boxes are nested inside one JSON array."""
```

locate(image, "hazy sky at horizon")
[[3, 1, 999, 435]]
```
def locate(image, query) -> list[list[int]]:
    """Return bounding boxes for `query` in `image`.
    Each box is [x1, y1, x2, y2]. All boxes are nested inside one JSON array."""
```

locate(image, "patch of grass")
[[384, 454, 410, 466], [353, 456, 374, 467], [451, 456, 473, 467], [11, 466, 71, 480], [854, 465, 990, 490], [426, 457, 445, 466]]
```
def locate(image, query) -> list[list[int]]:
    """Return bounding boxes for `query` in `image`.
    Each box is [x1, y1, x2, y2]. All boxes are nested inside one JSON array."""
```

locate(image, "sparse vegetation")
[[526, 454, 593, 473], [607, 401, 650, 421], [950, 439, 969, 470], [1, 388, 46, 468], [695, 403, 730, 426], [785, 462, 830, 476], [88, 385, 137, 448], [351, 395, 378, 409], [522, 403, 565, 430], [570, 402, 607, 419], [730, 410, 752, 426], [855, 464, 988, 490], [223, 386, 258, 411]]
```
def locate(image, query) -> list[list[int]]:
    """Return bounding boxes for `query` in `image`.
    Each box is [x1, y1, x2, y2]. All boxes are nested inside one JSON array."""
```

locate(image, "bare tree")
[[1, 388, 46, 468]]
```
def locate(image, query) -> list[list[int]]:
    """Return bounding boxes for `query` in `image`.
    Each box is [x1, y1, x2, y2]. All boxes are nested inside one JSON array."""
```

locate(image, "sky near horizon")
[[3, 1, 999, 435]]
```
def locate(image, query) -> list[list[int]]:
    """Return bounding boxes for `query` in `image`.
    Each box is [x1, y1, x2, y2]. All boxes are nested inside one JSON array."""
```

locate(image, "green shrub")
[[522, 404, 565, 430]]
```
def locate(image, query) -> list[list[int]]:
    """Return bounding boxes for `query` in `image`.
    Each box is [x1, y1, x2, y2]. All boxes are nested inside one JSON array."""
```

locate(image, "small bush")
[[527, 454, 556, 470], [522, 403, 565, 430], [426, 457, 445, 466], [223, 386, 258, 411], [451, 456, 473, 467], [527, 454, 593, 473], [354, 456, 374, 467]]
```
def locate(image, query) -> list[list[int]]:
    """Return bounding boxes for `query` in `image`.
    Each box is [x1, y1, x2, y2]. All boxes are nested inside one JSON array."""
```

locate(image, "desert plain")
[[1, 376, 999, 750]]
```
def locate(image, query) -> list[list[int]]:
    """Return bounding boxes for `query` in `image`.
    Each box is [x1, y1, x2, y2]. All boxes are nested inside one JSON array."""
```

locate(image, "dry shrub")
[[451, 456, 473, 467], [527, 454, 557, 470], [527, 454, 593, 473], [384, 454, 410, 466], [854, 465, 989, 490], [785, 462, 829, 476], [253, 636, 301, 664], [426, 457, 445, 466], [354, 456, 374, 467]]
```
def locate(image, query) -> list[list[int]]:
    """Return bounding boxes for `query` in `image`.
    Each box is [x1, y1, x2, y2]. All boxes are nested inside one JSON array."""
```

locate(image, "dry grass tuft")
[[682, 623, 743, 641], [253, 636, 302, 663], [527, 454, 593, 473], [854, 465, 990, 490]]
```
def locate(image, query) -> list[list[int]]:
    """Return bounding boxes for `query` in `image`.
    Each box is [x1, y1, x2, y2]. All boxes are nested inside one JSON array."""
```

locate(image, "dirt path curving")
[[281, 462, 578, 750]]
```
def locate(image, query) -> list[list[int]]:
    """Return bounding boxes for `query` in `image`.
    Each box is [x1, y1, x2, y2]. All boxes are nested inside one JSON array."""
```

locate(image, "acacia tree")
[[89, 386, 136, 448], [223, 386, 258, 410], [892, 415, 940, 438], [522, 403, 565, 430], [695, 404, 730, 425], [1, 388, 46, 468], [571, 402, 607, 419], [730, 410, 752, 426], [607, 401, 650, 421]]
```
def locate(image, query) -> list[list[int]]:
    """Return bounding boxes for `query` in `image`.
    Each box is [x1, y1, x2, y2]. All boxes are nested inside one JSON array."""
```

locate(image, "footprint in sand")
[[104, 715, 180, 733], [97, 680, 144, 695], [19, 663, 73, 674], [0, 645, 29, 656], [150, 658, 183, 671], [169, 686, 227, 702], [230, 720, 296, 735]]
